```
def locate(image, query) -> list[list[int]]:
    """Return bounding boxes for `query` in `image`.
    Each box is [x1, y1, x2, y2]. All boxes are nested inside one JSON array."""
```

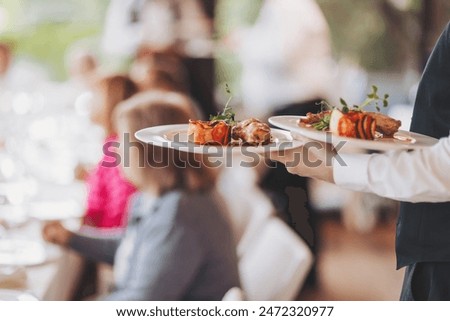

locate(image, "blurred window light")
[[0, 91, 13, 113], [31, 92, 45, 113], [74, 91, 93, 116], [28, 117, 58, 141], [0, 158, 15, 180], [0, 182, 28, 208], [12, 92, 32, 115], [0, 6, 8, 33]]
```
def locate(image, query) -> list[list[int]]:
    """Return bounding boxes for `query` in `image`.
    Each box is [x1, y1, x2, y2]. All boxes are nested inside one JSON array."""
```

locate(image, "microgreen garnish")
[[312, 113, 331, 131], [319, 85, 389, 113], [357, 85, 390, 112], [313, 85, 390, 131], [210, 84, 236, 125]]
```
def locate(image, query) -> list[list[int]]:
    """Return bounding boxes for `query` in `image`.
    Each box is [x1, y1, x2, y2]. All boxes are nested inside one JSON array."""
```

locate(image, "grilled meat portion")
[[365, 112, 401, 137], [231, 118, 271, 145]]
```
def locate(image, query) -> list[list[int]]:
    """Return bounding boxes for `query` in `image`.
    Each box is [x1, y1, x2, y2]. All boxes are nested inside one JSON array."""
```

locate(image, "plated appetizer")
[[188, 114, 271, 146], [300, 86, 401, 140], [231, 118, 271, 145], [188, 85, 272, 146]]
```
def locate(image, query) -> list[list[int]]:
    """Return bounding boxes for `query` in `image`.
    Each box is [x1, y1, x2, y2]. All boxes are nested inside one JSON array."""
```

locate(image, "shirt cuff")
[[333, 153, 372, 190]]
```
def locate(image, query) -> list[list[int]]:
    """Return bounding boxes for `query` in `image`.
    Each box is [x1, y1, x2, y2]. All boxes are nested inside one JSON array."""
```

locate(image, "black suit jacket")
[[397, 22, 450, 268]]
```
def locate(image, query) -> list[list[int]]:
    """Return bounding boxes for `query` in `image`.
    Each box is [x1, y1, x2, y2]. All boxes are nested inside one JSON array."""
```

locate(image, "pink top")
[[84, 135, 137, 228]]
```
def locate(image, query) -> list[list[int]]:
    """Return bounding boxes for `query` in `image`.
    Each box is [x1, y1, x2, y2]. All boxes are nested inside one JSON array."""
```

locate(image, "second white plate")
[[269, 115, 439, 152]]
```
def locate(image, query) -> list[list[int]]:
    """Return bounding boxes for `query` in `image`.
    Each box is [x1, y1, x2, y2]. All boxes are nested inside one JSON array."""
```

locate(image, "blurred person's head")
[[0, 43, 12, 76], [66, 48, 98, 83], [130, 53, 187, 93], [115, 91, 216, 195], [91, 75, 138, 136]]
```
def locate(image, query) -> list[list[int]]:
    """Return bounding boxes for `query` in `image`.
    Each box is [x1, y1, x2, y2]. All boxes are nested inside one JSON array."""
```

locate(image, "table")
[[0, 181, 87, 300]]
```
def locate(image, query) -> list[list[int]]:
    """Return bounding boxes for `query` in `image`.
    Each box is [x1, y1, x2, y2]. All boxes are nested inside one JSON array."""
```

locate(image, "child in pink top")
[[84, 75, 138, 228]]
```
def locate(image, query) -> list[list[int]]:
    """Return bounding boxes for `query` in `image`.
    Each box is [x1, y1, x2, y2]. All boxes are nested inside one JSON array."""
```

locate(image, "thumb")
[[268, 146, 304, 164]]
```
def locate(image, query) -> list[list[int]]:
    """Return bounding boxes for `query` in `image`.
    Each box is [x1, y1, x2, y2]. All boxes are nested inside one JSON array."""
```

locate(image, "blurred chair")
[[217, 166, 273, 257], [218, 166, 313, 300], [222, 287, 245, 301], [238, 217, 313, 301]]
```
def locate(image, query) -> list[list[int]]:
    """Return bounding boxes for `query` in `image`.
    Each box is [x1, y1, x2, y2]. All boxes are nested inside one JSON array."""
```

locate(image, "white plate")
[[0, 240, 48, 267], [0, 289, 38, 301], [28, 200, 84, 221], [0, 205, 28, 228], [269, 115, 439, 152], [135, 124, 303, 155]]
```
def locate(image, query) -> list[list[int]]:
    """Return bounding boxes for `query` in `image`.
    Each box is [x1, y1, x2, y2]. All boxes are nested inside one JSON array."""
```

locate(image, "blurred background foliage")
[[0, 0, 449, 80], [0, 0, 108, 80], [318, 0, 450, 71]]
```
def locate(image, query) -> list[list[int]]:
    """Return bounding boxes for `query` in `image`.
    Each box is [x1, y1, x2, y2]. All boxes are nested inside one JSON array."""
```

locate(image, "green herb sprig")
[[356, 85, 389, 112], [210, 84, 236, 125], [312, 113, 331, 131], [319, 85, 389, 113], [314, 85, 390, 131]]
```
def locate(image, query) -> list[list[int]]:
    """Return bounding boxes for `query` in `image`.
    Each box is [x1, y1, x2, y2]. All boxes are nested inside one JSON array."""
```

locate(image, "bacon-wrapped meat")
[[365, 112, 401, 137], [330, 110, 376, 140], [231, 118, 271, 145], [188, 120, 231, 145]]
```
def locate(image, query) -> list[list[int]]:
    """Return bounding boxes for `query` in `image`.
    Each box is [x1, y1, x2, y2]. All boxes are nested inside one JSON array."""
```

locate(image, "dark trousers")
[[400, 262, 450, 301], [261, 99, 323, 288], [182, 57, 218, 117]]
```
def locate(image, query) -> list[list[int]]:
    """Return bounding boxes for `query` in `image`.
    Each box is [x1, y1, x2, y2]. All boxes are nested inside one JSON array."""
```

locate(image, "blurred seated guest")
[[0, 43, 12, 87], [130, 51, 204, 119], [83, 75, 139, 228], [58, 47, 102, 181], [56, 46, 99, 117], [0, 42, 48, 91], [43, 92, 240, 300], [65, 47, 98, 93]]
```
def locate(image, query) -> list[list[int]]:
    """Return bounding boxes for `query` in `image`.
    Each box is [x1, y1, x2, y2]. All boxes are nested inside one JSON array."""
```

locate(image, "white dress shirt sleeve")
[[333, 135, 450, 203]]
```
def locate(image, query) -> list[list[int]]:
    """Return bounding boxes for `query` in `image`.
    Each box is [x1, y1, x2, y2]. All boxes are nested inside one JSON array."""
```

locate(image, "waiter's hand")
[[269, 138, 336, 183]]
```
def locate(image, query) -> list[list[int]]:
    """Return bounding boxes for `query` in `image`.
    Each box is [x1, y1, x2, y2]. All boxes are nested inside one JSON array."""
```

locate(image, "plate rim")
[[268, 115, 439, 151], [0, 239, 50, 267], [135, 123, 304, 155]]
